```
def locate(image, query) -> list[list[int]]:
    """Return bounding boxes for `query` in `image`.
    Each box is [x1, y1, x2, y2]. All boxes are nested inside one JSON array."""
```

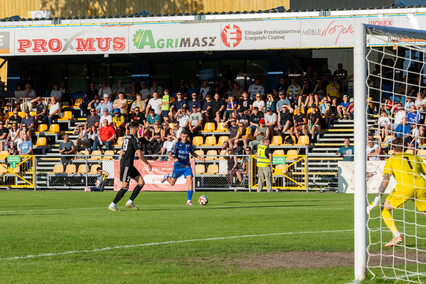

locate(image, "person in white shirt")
[[264, 107, 278, 137], [139, 81, 150, 101], [44, 96, 61, 126], [24, 83, 36, 99], [98, 80, 112, 98], [100, 109, 112, 125], [50, 83, 62, 102], [415, 92, 426, 113], [199, 80, 211, 99], [408, 125, 420, 149], [146, 92, 162, 115], [367, 137, 380, 161], [252, 94, 265, 112], [175, 107, 190, 138], [404, 97, 415, 112], [159, 135, 176, 161], [391, 103, 406, 130], [377, 110, 391, 140], [15, 84, 26, 99], [248, 79, 265, 100]]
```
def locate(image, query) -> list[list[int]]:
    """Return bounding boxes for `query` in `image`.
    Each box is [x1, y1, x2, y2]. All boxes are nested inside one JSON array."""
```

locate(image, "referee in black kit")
[[108, 121, 152, 212]]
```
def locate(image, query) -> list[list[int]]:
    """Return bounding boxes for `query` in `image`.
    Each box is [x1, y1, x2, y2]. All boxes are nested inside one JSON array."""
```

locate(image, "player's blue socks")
[[187, 190, 193, 201]]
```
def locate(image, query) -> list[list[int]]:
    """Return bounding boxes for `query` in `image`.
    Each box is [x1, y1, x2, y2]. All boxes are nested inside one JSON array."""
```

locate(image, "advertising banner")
[[7, 13, 426, 56], [113, 160, 191, 191], [338, 161, 396, 194]]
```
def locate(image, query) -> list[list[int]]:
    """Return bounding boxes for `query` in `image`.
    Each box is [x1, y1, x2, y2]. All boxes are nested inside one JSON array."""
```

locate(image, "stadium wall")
[[0, 0, 290, 19]]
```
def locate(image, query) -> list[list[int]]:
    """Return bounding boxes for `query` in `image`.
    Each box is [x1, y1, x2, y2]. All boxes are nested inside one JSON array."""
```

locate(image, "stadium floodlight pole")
[[353, 23, 367, 281]]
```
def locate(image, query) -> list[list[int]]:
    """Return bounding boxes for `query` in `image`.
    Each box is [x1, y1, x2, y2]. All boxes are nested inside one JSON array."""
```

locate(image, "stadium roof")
[[0, 5, 425, 26]]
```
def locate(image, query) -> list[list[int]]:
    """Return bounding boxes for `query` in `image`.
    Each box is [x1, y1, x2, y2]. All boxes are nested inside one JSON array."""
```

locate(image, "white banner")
[[3, 13, 426, 56], [338, 161, 396, 194]]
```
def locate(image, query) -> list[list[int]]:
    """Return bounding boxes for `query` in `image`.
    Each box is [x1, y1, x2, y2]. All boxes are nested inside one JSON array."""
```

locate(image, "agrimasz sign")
[[8, 13, 426, 56]]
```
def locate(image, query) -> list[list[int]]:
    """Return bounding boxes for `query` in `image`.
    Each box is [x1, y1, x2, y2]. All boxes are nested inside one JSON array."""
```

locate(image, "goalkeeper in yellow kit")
[[368, 137, 426, 247]]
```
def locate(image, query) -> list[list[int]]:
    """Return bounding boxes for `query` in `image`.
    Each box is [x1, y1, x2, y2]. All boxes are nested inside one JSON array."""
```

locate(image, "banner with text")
[[5, 13, 426, 56], [338, 161, 395, 194], [114, 160, 191, 191]]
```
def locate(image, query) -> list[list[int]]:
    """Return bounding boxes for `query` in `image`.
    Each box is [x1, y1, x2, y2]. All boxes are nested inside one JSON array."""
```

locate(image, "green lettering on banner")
[[273, 156, 286, 165], [133, 30, 156, 49], [8, 155, 21, 168]]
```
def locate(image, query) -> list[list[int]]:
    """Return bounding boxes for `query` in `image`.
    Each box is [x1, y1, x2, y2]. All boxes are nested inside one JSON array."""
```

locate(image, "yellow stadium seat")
[[0, 151, 8, 160], [203, 122, 216, 132], [204, 136, 217, 146], [192, 136, 204, 146], [58, 111, 72, 121], [103, 150, 115, 160], [217, 136, 229, 146], [18, 112, 25, 118], [206, 164, 219, 174], [195, 164, 205, 175], [205, 150, 217, 160], [381, 135, 393, 147], [65, 164, 77, 174], [373, 135, 382, 143], [73, 98, 83, 107], [47, 124, 60, 134], [35, 124, 48, 134], [405, 149, 414, 154], [194, 150, 204, 157], [90, 164, 101, 174], [216, 122, 227, 132], [35, 137, 47, 147], [297, 136, 310, 146], [286, 150, 298, 161], [115, 137, 124, 147], [417, 150, 426, 160], [77, 164, 88, 174], [273, 150, 285, 156], [79, 150, 89, 157], [274, 164, 288, 175], [13, 165, 20, 174], [30, 111, 37, 117], [169, 123, 174, 129], [293, 108, 305, 115], [6, 112, 12, 120], [270, 136, 283, 146], [89, 150, 102, 161], [52, 164, 64, 174]]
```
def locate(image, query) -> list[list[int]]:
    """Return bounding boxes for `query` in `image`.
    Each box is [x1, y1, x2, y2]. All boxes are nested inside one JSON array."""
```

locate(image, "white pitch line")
[[1, 229, 353, 261]]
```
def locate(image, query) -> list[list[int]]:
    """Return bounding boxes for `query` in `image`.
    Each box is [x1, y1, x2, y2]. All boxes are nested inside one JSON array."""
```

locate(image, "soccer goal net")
[[360, 24, 426, 283]]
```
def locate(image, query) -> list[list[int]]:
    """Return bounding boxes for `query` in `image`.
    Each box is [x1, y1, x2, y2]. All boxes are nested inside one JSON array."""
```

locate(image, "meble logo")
[[221, 24, 242, 48], [133, 30, 216, 49]]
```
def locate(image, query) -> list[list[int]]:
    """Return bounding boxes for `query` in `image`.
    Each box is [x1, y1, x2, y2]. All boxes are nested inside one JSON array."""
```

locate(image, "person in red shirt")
[[93, 119, 116, 150]]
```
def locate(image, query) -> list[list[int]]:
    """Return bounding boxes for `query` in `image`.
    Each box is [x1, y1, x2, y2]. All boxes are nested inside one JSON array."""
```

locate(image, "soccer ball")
[[198, 195, 208, 205]]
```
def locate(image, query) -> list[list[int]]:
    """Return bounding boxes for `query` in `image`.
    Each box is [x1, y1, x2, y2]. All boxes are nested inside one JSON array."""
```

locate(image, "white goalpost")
[[354, 24, 426, 282]]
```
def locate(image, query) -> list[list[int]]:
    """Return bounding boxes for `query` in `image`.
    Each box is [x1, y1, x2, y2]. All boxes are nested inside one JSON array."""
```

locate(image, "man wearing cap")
[[85, 107, 100, 129], [264, 107, 278, 138], [276, 92, 291, 114], [100, 108, 113, 126], [112, 108, 125, 137], [256, 138, 273, 192], [277, 104, 294, 135], [337, 95, 350, 119], [306, 105, 321, 141], [249, 118, 269, 150], [96, 94, 113, 115]]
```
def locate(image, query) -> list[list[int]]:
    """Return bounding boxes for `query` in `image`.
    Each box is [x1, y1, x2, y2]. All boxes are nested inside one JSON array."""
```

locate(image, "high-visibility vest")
[[256, 144, 270, 168]]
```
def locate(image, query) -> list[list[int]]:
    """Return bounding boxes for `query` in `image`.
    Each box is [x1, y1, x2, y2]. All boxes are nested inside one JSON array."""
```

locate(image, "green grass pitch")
[[0, 191, 423, 283]]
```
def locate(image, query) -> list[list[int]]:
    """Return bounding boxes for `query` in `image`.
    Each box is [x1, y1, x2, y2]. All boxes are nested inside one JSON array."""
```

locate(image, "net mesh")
[[365, 25, 426, 283]]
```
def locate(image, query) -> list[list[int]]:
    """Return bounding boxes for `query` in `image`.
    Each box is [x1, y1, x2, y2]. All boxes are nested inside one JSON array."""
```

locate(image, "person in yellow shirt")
[[112, 108, 125, 137], [368, 137, 426, 247], [161, 89, 171, 123], [233, 122, 254, 150]]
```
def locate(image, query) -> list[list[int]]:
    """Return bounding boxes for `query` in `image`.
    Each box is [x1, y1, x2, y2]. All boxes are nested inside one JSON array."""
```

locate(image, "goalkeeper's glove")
[[367, 195, 381, 214]]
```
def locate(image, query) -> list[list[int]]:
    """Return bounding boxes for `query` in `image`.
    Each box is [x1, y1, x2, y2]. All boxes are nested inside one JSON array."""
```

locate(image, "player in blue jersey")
[[161, 129, 205, 205]]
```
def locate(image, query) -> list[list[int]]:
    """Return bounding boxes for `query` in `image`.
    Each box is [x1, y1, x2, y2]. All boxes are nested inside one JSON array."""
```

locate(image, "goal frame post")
[[353, 23, 426, 281]]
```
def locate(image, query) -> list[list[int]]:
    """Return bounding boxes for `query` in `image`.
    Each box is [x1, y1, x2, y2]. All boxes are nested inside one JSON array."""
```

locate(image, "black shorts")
[[120, 164, 141, 183]]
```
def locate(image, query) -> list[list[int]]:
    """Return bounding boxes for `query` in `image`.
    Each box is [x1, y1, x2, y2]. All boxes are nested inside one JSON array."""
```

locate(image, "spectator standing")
[[85, 107, 100, 129], [80, 83, 98, 117], [161, 89, 171, 123], [149, 80, 163, 96], [93, 119, 116, 151], [59, 134, 75, 166], [146, 92, 162, 116], [248, 79, 265, 100], [256, 138, 273, 192], [18, 134, 33, 155], [337, 138, 354, 161]]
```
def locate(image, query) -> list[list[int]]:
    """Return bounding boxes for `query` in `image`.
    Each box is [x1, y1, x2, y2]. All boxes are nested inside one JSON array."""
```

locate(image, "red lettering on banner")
[[321, 20, 355, 45], [368, 20, 393, 26], [96, 37, 112, 51], [32, 39, 48, 52], [75, 38, 96, 52], [112, 37, 126, 51], [17, 39, 31, 53], [48, 39, 62, 52]]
